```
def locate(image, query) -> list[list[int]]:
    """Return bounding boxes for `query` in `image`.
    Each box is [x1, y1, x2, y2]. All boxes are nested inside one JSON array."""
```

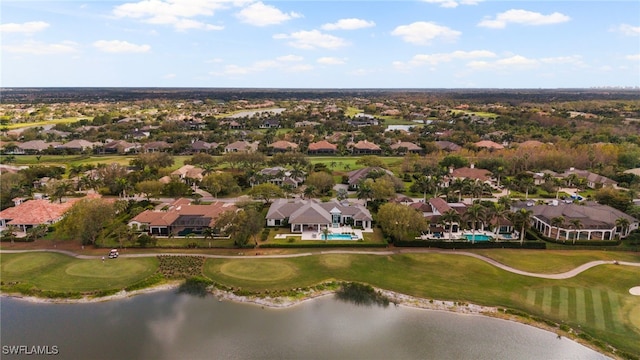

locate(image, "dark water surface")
[[1, 290, 608, 360]]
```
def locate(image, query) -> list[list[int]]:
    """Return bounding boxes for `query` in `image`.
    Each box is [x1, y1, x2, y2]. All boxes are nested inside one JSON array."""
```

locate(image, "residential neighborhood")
[[0, 88, 638, 250]]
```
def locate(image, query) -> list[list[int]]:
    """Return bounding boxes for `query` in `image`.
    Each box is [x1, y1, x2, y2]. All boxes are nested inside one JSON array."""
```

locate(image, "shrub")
[[335, 282, 390, 307]]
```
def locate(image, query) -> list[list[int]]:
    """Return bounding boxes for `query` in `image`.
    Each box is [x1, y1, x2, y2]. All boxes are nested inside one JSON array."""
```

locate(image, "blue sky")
[[1, 0, 639, 88]]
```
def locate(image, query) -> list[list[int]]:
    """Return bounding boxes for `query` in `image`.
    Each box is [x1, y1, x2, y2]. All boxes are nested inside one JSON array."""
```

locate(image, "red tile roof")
[[130, 199, 236, 227], [0, 198, 82, 225], [308, 140, 337, 151]]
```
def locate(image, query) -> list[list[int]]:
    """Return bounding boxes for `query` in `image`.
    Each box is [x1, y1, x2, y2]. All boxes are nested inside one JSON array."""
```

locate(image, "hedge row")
[[544, 239, 621, 247], [259, 242, 388, 249], [393, 241, 546, 249]]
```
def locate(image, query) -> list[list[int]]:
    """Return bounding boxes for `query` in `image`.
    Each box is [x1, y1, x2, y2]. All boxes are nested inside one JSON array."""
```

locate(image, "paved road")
[[2, 248, 639, 280]]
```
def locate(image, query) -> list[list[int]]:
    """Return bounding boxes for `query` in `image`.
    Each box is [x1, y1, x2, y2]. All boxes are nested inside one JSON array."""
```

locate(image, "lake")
[[1, 290, 608, 360]]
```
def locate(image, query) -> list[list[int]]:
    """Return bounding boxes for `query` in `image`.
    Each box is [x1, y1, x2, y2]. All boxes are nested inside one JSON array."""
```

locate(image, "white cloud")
[[287, 64, 313, 72], [539, 55, 584, 66], [317, 57, 346, 65], [466, 54, 565, 71], [612, 24, 640, 36], [625, 54, 640, 61], [211, 55, 312, 76], [0, 21, 50, 34], [422, 0, 482, 8], [391, 22, 460, 45], [478, 9, 570, 29], [93, 40, 151, 53], [273, 30, 348, 50], [2, 40, 79, 55], [163, 73, 177, 79], [206, 58, 224, 63], [321, 18, 375, 31], [277, 54, 303, 62], [236, 2, 301, 26], [393, 50, 495, 71], [112, 0, 236, 31]]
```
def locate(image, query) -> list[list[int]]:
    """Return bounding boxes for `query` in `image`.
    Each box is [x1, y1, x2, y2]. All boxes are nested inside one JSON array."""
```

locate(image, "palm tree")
[[440, 209, 461, 241], [464, 204, 486, 244], [303, 185, 316, 199], [450, 178, 468, 202], [321, 227, 331, 242], [356, 182, 373, 206], [616, 217, 630, 238], [49, 180, 73, 203], [569, 219, 583, 244], [550, 216, 565, 241], [202, 227, 216, 241], [510, 208, 532, 245]]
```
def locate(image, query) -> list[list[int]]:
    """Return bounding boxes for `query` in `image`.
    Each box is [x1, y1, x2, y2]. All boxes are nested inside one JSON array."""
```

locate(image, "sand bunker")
[[629, 287, 640, 296]]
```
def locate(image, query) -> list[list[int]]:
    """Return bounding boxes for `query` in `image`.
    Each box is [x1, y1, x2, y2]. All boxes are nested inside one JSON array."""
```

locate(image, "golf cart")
[[108, 249, 119, 259]]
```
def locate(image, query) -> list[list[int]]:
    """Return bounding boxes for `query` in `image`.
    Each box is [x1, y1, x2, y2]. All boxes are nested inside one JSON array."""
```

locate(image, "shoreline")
[[1, 283, 614, 359]]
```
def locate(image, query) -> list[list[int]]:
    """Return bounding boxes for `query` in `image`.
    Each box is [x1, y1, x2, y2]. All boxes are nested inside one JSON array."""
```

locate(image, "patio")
[[419, 230, 516, 241], [274, 225, 369, 241]]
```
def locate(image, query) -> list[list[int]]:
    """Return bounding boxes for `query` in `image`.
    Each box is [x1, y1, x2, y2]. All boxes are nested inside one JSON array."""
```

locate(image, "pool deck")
[[419, 230, 516, 241], [274, 226, 372, 241]]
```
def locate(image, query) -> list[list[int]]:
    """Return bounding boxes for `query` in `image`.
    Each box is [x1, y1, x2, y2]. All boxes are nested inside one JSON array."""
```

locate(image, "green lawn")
[[471, 249, 640, 273], [2, 117, 91, 130], [0, 252, 158, 292]]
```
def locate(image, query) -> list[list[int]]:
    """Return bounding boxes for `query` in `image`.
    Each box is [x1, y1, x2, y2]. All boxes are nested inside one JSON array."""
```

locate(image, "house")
[[265, 198, 373, 232], [515, 201, 638, 240], [190, 140, 218, 153], [268, 140, 298, 153], [143, 141, 172, 153], [102, 140, 139, 154], [295, 120, 320, 128], [556, 168, 617, 189], [346, 167, 394, 189], [128, 198, 237, 236], [447, 165, 493, 184], [390, 141, 422, 155], [349, 140, 382, 155], [255, 167, 305, 188], [260, 119, 280, 129], [224, 140, 258, 153], [17, 140, 60, 154], [57, 139, 99, 152], [434, 141, 461, 152], [349, 114, 379, 127], [171, 165, 205, 182], [307, 140, 337, 155], [0, 197, 86, 232]]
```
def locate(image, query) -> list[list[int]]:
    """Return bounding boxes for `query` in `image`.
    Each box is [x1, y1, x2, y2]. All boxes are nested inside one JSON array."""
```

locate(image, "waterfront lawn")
[[203, 253, 640, 355], [471, 249, 640, 274], [0, 252, 158, 293]]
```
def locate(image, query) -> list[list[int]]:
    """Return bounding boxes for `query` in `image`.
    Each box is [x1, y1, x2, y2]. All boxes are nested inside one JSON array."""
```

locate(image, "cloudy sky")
[[1, 0, 639, 88]]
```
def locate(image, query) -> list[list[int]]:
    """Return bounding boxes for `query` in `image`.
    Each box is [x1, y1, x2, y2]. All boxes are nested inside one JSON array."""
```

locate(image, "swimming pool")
[[322, 233, 357, 240], [464, 234, 492, 242]]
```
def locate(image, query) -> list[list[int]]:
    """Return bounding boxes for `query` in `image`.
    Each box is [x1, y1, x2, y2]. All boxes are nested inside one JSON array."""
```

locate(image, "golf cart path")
[[3, 248, 639, 279]]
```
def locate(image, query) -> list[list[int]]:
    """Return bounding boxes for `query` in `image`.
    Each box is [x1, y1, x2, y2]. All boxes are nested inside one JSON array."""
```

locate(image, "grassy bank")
[[1, 250, 639, 357]]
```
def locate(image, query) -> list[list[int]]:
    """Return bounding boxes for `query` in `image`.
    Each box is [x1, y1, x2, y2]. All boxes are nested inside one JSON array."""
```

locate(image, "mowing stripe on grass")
[[526, 289, 536, 306], [607, 291, 624, 332], [559, 287, 569, 318], [592, 290, 606, 330], [576, 288, 586, 323], [542, 287, 552, 314]]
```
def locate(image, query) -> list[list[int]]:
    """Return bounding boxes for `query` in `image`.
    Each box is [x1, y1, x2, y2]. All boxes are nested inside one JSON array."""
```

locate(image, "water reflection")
[[1, 291, 609, 360]]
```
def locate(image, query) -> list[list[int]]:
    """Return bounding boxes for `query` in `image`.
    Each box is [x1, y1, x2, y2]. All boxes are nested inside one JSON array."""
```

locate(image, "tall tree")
[[377, 202, 429, 242], [510, 208, 532, 245], [248, 183, 284, 204], [440, 209, 461, 240], [56, 198, 116, 245], [464, 204, 486, 244]]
